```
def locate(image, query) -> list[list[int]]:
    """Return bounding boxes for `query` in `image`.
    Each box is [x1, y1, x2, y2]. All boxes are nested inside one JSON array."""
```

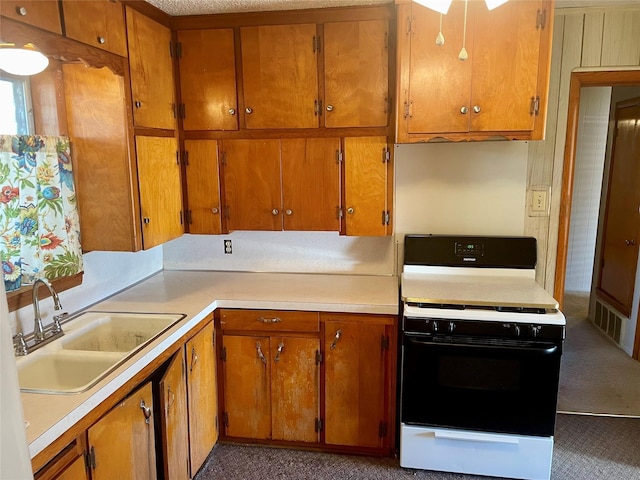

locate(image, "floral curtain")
[[0, 135, 83, 292]]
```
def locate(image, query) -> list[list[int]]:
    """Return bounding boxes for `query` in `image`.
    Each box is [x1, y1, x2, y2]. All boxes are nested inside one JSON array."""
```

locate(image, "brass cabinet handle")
[[258, 316, 282, 324], [256, 341, 267, 365], [274, 342, 285, 362], [460, 106, 469, 114], [16, 6, 27, 16], [190, 346, 198, 372], [271, 209, 279, 215], [473, 105, 481, 114], [245, 107, 253, 114], [97, 36, 106, 44], [140, 399, 152, 424], [330, 329, 342, 350], [228, 108, 236, 115]]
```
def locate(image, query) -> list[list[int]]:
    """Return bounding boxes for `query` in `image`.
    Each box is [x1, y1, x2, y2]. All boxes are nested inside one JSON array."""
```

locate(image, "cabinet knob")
[[212, 207, 219, 214], [347, 207, 354, 215], [285, 209, 293, 216], [271, 209, 279, 215], [460, 106, 469, 114], [135, 101, 142, 108], [245, 107, 253, 114], [473, 105, 481, 114], [15, 6, 27, 16], [228, 108, 236, 115], [326, 104, 334, 112], [97, 36, 106, 44], [625, 239, 636, 246], [143, 217, 150, 224]]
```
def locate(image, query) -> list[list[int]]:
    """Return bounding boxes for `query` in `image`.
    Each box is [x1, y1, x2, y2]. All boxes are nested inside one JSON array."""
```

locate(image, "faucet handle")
[[51, 312, 69, 334], [13, 332, 28, 356]]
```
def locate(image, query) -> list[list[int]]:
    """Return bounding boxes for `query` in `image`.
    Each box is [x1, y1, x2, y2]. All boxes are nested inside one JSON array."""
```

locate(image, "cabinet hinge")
[[382, 147, 391, 163], [179, 210, 184, 225], [176, 150, 180, 165], [530, 96, 540, 116], [221, 346, 227, 362], [169, 41, 173, 58], [220, 152, 227, 166], [379, 421, 388, 438], [85, 446, 96, 470], [314, 99, 323, 116], [186, 210, 192, 225], [336, 206, 344, 219], [224, 206, 230, 219], [223, 411, 229, 428], [176, 41, 183, 58], [536, 9, 547, 30], [384, 31, 389, 50], [312, 35, 321, 53], [382, 210, 390, 226], [215, 414, 219, 435], [406, 16, 412, 36], [316, 349, 322, 365], [183, 150, 189, 166], [381, 334, 390, 351], [336, 150, 343, 164], [315, 418, 323, 432], [179, 103, 186, 119], [172, 102, 177, 119], [404, 101, 412, 120]]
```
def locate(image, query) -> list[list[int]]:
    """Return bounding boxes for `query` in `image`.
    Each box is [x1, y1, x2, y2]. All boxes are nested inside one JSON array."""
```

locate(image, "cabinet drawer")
[[220, 309, 319, 333], [1, 0, 62, 34]]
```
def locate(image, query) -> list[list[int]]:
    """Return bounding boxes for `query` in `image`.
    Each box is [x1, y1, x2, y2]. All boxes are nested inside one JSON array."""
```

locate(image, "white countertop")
[[401, 272, 559, 309], [21, 270, 399, 460]]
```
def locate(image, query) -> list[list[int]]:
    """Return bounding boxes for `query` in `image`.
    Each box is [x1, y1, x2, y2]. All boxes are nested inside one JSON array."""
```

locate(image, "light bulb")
[[0, 43, 49, 76]]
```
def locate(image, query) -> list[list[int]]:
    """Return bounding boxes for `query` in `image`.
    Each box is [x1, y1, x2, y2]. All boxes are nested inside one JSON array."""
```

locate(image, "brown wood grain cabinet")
[[184, 140, 223, 234], [396, 0, 553, 142], [126, 6, 176, 130], [177, 28, 238, 131], [1, 0, 61, 34], [221, 138, 340, 232], [343, 136, 393, 236], [220, 309, 321, 443], [323, 313, 395, 449], [135, 136, 184, 249], [33, 436, 88, 480], [86, 382, 157, 480], [323, 19, 389, 128], [61, 0, 127, 57]]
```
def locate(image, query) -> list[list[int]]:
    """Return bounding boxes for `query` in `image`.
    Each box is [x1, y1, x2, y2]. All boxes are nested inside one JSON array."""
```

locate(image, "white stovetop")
[[21, 270, 399, 460]]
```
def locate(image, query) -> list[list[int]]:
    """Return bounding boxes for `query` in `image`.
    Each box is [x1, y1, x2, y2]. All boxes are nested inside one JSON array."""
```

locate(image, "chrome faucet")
[[32, 278, 63, 342]]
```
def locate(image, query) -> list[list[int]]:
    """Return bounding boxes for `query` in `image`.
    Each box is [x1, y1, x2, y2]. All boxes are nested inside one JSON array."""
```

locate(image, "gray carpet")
[[558, 292, 640, 416]]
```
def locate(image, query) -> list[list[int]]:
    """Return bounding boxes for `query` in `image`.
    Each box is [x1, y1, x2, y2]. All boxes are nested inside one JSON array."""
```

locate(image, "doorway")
[[554, 70, 640, 360]]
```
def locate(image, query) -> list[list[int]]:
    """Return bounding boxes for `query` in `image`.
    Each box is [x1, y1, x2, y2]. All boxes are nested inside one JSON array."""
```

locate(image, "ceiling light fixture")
[[0, 43, 49, 76]]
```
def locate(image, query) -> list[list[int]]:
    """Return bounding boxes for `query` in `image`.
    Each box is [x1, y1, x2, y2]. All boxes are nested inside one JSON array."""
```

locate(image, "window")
[[0, 74, 33, 135]]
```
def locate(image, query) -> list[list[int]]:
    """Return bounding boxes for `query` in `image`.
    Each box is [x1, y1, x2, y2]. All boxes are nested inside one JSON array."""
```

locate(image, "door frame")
[[554, 69, 640, 359]]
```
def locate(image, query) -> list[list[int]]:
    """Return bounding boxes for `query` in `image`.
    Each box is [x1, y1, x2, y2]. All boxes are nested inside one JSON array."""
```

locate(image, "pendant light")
[[435, 13, 445, 46], [0, 43, 49, 76], [458, 0, 468, 61], [413, 0, 453, 15]]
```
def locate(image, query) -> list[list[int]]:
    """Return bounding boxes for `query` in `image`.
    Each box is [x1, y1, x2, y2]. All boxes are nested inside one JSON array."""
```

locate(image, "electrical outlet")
[[224, 239, 232, 254]]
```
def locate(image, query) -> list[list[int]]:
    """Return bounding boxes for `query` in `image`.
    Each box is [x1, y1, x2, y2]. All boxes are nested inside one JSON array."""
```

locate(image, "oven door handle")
[[434, 430, 520, 445], [406, 336, 559, 355]]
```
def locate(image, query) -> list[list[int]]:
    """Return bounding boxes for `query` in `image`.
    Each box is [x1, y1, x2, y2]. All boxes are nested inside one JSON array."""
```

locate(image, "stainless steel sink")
[[16, 312, 185, 394]]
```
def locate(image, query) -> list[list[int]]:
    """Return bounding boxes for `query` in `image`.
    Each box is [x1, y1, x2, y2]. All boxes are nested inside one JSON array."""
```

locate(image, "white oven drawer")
[[400, 423, 553, 480]]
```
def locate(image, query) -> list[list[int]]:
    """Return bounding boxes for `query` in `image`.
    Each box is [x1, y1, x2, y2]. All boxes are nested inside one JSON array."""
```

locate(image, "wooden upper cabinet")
[[185, 140, 222, 235], [281, 138, 340, 231], [323, 19, 389, 128], [398, 0, 552, 141], [222, 139, 282, 231], [126, 6, 176, 130], [343, 136, 391, 236], [61, 0, 127, 56], [240, 24, 319, 129], [177, 29, 238, 131], [1, 0, 61, 34], [136, 136, 183, 249]]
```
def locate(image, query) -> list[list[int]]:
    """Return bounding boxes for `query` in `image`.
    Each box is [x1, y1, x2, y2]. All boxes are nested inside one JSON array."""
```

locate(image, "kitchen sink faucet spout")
[[33, 278, 62, 342]]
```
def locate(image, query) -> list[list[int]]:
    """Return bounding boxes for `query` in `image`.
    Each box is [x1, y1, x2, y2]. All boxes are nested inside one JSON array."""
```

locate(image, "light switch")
[[532, 190, 547, 212]]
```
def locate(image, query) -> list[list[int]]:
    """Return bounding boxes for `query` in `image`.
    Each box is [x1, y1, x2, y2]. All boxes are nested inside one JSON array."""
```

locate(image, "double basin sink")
[[16, 312, 185, 394]]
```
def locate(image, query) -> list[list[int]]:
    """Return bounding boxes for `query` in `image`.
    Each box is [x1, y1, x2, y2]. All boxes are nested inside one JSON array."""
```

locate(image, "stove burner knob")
[[431, 320, 438, 333], [513, 325, 521, 337], [448, 321, 455, 333], [530, 325, 541, 337]]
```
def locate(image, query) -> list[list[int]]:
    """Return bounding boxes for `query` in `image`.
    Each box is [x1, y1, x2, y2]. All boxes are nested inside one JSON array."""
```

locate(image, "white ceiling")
[[145, 0, 640, 16]]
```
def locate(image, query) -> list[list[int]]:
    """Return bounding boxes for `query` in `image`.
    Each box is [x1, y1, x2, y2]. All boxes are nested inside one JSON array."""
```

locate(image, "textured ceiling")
[[144, 0, 640, 16]]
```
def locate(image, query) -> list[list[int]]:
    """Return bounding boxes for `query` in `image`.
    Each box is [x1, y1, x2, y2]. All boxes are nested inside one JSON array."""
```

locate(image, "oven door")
[[401, 332, 562, 437]]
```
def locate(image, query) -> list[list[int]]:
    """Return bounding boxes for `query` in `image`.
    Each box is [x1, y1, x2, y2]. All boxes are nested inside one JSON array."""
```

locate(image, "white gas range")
[[399, 235, 566, 480]]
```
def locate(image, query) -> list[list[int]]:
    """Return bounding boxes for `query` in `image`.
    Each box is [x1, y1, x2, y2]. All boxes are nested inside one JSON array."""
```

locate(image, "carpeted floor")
[[196, 293, 640, 479], [558, 292, 640, 416]]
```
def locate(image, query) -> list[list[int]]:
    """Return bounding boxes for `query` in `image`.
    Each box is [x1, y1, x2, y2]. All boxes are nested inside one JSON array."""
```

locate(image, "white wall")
[[565, 87, 611, 292]]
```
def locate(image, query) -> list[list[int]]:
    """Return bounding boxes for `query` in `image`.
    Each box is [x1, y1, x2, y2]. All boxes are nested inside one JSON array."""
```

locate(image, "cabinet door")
[[63, 64, 140, 252], [271, 336, 320, 443], [407, 2, 472, 134], [222, 139, 282, 231], [62, 0, 127, 56], [136, 136, 183, 249], [53, 456, 87, 480], [126, 6, 176, 129], [281, 138, 340, 231], [185, 140, 222, 234], [178, 29, 238, 131], [87, 382, 156, 480], [1, 0, 61, 34], [470, 0, 542, 132], [324, 320, 387, 448], [160, 351, 189, 480], [222, 335, 271, 439], [324, 20, 389, 128], [240, 24, 319, 129], [344, 137, 390, 236], [187, 320, 218, 475]]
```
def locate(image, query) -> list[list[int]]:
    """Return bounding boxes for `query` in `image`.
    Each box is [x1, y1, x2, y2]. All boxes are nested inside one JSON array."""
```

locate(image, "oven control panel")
[[455, 242, 483, 257]]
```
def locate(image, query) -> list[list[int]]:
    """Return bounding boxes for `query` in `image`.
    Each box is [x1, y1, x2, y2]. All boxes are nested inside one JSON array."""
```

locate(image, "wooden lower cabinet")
[[218, 309, 396, 454], [87, 382, 156, 480], [34, 436, 88, 480]]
